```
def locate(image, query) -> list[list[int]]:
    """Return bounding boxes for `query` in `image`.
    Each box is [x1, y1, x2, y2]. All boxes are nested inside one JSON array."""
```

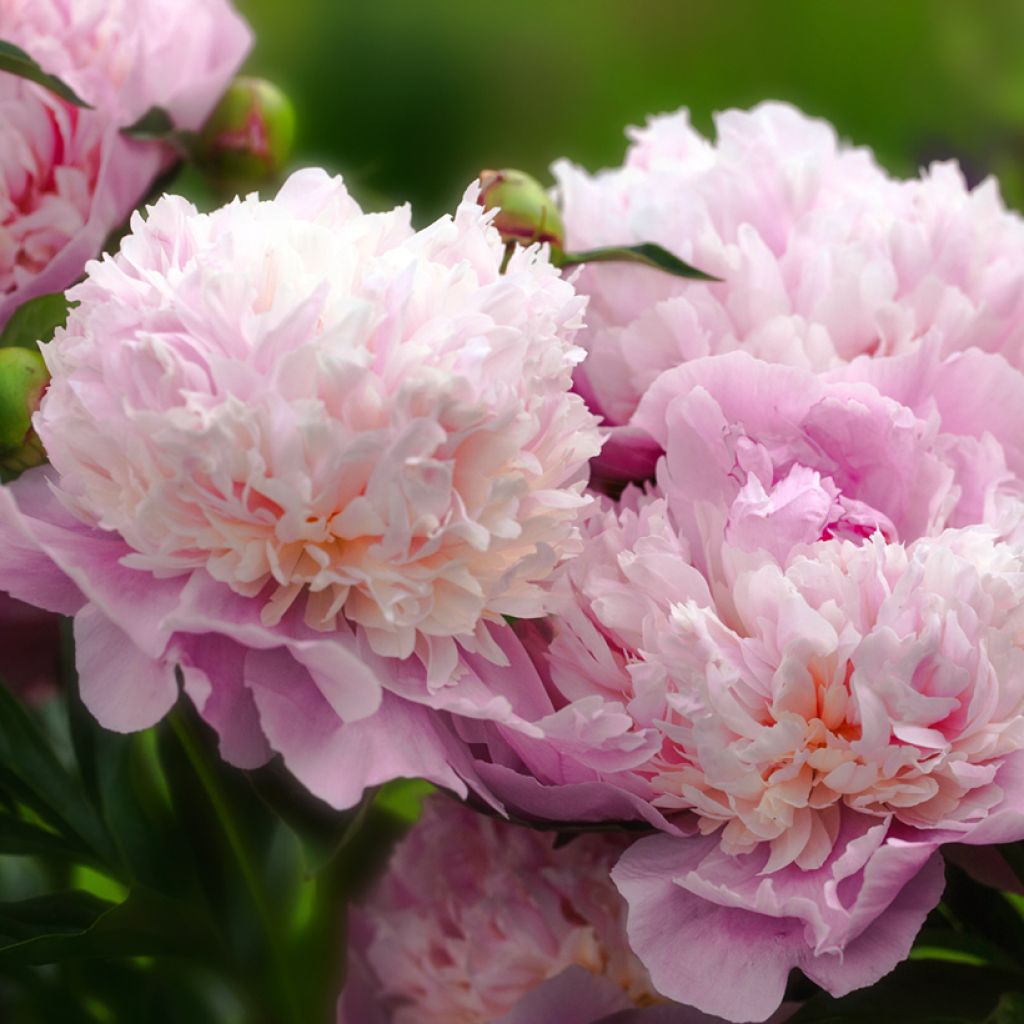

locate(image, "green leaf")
[[0, 886, 218, 966], [555, 242, 721, 281], [121, 106, 176, 139], [0, 816, 98, 865], [64, 676, 196, 899], [0, 891, 112, 943], [0, 684, 115, 868], [0, 292, 71, 350], [0, 41, 91, 108], [120, 107, 197, 158], [987, 992, 1024, 1023], [247, 758, 359, 872], [942, 862, 1024, 961], [911, 927, 1016, 969], [787, 961, 1024, 1023], [159, 707, 306, 1024], [373, 779, 435, 825]]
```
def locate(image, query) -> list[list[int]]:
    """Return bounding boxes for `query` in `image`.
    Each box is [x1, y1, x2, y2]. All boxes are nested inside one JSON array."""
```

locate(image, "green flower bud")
[[197, 76, 297, 191], [477, 169, 565, 251], [0, 348, 48, 474]]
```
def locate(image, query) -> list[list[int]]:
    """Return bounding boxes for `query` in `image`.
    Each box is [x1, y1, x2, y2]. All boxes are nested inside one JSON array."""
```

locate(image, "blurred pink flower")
[[450, 346, 1024, 1020], [339, 796, 726, 1024], [555, 102, 1024, 479], [0, 169, 601, 807], [1, 0, 253, 128], [0, 0, 250, 326]]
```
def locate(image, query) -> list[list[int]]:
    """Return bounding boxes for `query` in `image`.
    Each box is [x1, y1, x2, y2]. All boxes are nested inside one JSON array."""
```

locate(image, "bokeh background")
[[237, 0, 1024, 218]]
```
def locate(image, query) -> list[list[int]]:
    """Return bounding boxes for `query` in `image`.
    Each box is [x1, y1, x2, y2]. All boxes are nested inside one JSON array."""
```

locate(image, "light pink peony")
[[554, 102, 1024, 478], [0, 0, 250, 326], [1, 0, 252, 128], [451, 346, 1024, 1020], [0, 168, 602, 807], [339, 796, 726, 1024]]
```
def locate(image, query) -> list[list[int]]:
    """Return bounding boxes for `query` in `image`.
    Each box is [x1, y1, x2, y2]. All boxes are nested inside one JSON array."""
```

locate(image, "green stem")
[[169, 709, 303, 1024], [499, 241, 515, 275]]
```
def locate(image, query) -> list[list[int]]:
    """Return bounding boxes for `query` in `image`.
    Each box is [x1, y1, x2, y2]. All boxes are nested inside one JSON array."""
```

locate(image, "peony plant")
[[3, 31, 1024, 1020]]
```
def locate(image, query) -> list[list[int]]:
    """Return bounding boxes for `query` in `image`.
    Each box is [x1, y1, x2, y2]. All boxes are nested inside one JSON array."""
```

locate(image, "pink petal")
[[73, 604, 177, 731]]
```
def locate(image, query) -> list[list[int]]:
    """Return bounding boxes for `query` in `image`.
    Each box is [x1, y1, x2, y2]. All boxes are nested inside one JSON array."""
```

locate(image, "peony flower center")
[[636, 537, 1024, 874]]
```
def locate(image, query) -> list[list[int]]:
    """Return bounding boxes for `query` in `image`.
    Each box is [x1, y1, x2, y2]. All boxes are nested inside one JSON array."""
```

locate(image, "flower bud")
[[478, 168, 565, 251], [196, 76, 296, 191], [0, 348, 49, 474]]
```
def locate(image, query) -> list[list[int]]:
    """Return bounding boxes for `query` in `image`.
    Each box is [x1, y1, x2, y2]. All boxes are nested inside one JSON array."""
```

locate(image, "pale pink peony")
[[451, 346, 1024, 1020], [554, 102, 1024, 478], [0, 168, 602, 808], [0, 0, 252, 128], [339, 796, 723, 1024], [0, 0, 250, 326]]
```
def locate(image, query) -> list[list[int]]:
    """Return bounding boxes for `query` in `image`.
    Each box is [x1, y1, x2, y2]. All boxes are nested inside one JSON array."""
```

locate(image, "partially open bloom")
[[196, 76, 297, 192], [0, 0, 250, 326], [0, 168, 601, 807], [340, 797, 720, 1024], [0, 345, 48, 471], [555, 102, 1024, 478], [452, 345, 1024, 1020]]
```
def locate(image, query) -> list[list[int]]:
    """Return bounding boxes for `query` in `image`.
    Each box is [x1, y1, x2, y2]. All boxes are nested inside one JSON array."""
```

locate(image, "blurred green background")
[[235, 0, 1024, 218]]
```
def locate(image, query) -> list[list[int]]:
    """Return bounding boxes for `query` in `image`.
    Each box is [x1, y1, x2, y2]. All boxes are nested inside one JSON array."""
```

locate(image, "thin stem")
[[169, 709, 303, 1024], [499, 241, 515, 274]]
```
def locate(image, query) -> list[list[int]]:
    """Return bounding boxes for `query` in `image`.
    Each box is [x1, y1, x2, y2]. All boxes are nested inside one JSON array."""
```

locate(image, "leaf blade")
[[556, 242, 721, 281], [0, 292, 72, 350], [0, 41, 91, 108]]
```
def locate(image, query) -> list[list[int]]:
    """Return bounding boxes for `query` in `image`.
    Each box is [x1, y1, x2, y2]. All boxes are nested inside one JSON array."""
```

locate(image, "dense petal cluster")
[[39, 169, 600, 675], [554, 103, 1024, 477], [550, 495, 1024, 857], [0, 168, 601, 808], [0, 0, 249, 325], [339, 797, 708, 1024]]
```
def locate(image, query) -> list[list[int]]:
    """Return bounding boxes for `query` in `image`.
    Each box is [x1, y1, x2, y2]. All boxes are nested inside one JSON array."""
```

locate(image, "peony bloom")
[[339, 796, 733, 1024], [0, 168, 602, 807], [554, 102, 1024, 478], [0, 0, 251, 326], [452, 345, 1024, 1020]]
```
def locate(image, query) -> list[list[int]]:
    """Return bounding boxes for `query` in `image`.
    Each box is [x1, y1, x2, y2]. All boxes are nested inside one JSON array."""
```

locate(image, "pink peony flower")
[[0, 0, 251, 326], [1, 0, 253, 129], [451, 346, 1024, 1020], [554, 102, 1024, 479], [0, 168, 602, 808], [339, 796, 727, 1024]]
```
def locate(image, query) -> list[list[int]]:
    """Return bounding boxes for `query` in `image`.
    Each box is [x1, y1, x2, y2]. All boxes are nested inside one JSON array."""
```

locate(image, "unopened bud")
[[197, 76, 296, 190], [0, 348, 48, 474], [478, 169, 564, 251]]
